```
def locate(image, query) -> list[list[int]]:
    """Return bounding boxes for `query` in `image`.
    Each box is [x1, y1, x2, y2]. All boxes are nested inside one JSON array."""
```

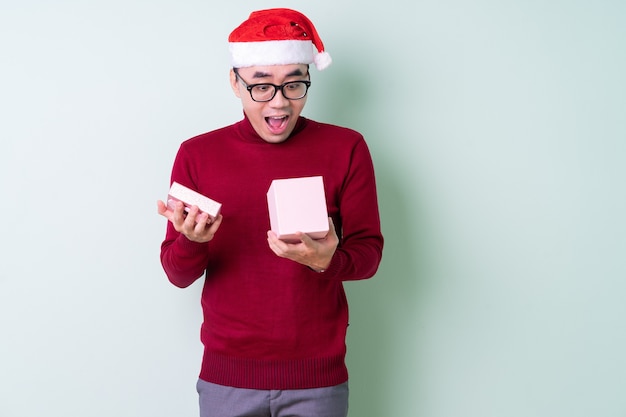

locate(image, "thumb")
[[157, 200, 167, 215], [327, 217, 335, 233]]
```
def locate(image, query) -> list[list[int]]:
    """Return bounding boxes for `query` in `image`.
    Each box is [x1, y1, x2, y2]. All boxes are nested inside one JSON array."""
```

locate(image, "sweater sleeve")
[[159, 145, 210, 288], [322, 137, 384, 281]]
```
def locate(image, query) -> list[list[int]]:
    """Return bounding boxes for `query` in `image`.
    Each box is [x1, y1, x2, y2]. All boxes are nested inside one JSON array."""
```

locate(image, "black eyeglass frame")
[[233, 68, 312, 102]]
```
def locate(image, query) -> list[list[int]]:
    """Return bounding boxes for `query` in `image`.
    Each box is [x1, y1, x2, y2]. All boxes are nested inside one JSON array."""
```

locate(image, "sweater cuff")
[[309, 252, 344, 279]]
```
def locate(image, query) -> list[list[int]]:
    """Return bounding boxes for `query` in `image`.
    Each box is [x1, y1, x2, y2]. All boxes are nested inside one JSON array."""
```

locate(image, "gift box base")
[[267, 176, 329, 242]]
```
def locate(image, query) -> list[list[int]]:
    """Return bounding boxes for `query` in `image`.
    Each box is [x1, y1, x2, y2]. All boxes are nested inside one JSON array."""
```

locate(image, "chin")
[[261, 125, 295, 143], [261, 134, 290, 144]]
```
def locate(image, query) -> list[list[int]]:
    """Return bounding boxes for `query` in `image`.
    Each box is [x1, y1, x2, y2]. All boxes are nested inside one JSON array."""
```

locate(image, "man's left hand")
[[266, 217, 339, 272]]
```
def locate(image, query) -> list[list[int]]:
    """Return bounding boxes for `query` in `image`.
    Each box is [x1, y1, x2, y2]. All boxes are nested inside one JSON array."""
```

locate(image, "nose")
[[268, 87, 290, 107]]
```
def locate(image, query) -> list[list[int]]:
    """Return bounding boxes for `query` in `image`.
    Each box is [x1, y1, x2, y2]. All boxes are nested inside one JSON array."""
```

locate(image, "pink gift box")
[[267, 176, 329, 242], [167, 182, 222, 220]]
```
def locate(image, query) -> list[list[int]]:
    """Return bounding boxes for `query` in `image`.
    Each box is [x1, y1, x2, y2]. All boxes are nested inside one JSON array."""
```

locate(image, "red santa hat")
[[228, 8, 332, 71]]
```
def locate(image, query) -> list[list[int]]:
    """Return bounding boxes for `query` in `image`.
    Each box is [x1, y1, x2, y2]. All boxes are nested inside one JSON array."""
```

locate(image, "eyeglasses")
[[233, 69, 311, 102]]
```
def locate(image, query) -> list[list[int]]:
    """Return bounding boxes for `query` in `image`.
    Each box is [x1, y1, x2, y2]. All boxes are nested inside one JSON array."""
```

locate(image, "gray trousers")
[[197, 379, 349, 417]]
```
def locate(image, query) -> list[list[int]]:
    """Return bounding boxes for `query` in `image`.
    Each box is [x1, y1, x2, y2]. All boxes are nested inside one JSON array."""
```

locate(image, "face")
[[230, 64, 310, 144]]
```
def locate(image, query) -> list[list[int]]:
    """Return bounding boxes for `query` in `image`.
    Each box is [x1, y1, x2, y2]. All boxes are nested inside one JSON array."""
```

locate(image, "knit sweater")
[[160, 115, 384, 389]]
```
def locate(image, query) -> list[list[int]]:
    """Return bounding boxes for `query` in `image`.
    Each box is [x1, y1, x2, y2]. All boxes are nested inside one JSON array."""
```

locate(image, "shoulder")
[[301, 118, 365, 145], [304, 118, 362, 136], [180, 123, 236, 151]]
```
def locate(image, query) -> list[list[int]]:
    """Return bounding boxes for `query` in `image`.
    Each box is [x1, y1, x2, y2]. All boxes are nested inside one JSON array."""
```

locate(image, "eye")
[[285, 82, 304, 91], [253, 84, 272, 92]]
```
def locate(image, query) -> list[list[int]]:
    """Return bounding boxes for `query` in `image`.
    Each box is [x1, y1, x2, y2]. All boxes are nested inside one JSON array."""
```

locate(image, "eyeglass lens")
[[250, 82, 309, 102]]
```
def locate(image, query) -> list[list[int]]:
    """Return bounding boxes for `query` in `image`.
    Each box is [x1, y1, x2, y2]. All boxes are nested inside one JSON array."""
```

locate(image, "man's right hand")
[[157, 200, 223, 243]]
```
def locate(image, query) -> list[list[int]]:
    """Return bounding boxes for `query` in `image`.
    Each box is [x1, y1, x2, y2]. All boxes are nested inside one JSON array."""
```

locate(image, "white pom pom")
[[314, 51, 332, 70]]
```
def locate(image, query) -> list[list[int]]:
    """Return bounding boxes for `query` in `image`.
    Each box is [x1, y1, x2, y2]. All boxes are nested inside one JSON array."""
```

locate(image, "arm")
[[158, 201, 223, 288], [267, 138, 384, 281], [158, 147, 223, 288]]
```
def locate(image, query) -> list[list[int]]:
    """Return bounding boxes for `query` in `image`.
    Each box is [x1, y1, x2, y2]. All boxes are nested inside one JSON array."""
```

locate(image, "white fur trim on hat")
[[229, 40, 315, 68]]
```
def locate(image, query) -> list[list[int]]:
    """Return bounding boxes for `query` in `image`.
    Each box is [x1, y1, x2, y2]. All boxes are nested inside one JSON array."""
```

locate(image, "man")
[[157, 8, 383, 417]]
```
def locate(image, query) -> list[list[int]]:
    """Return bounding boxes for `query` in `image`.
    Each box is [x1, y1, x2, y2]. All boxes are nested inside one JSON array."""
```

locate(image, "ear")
[[229, 69, 241, 98]]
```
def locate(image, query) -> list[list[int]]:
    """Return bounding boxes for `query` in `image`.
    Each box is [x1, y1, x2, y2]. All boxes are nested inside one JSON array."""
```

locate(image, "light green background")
[[1, 1, 624, 416]]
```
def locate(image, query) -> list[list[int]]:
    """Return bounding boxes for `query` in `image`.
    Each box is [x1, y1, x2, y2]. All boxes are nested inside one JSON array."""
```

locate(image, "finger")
[[193, 213, 222, 241], [267, 230, 284, 246], [171, 201, 187, 226], [267, 230, 289, 255], [320, 217, 336, 240], [157, 200, 172, 219], [295, 231, 315, 247], [193, 212, 210, 232], [207, 214, 223, 234], [182, 205, 200, 229]]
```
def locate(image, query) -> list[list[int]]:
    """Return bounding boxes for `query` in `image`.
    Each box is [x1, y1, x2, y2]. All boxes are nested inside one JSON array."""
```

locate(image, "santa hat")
[[228, 8, 332, 71]]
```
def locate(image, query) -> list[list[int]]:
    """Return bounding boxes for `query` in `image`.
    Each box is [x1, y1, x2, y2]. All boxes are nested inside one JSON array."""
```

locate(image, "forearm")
[[320, 139, 384, 280], [319, 234, 383, 281], [160, 232, 210, 288]]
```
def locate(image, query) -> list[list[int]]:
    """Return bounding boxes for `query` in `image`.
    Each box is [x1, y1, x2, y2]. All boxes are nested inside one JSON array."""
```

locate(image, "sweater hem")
[[199, 350, 348, 390]]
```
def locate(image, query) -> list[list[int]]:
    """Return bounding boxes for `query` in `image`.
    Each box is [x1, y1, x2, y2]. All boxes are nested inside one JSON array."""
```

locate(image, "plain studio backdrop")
[[1, 1, 625, 416]]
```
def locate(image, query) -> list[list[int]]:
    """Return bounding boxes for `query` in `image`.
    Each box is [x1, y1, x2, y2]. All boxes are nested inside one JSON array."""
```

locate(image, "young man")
[[157, 8, 383, 417]]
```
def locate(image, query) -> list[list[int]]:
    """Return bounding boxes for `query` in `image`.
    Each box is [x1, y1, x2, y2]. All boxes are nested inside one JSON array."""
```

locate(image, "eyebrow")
[[251, 69, 305, 79]]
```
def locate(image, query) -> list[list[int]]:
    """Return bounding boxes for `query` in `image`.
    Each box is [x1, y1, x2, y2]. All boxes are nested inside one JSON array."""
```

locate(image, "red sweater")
[[160, 116, 383, 389]]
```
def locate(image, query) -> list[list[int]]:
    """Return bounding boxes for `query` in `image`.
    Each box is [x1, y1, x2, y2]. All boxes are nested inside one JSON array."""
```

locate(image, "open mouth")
[[265, 116, 289, 133]]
